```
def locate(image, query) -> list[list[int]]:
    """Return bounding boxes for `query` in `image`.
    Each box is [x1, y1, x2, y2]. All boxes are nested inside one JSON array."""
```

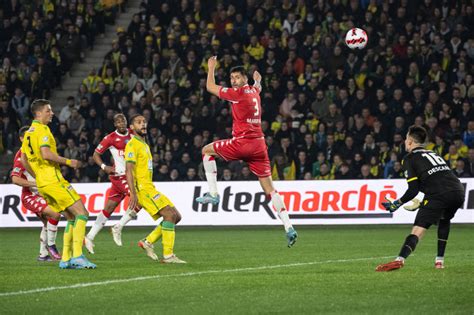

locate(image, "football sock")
[[162, 221, 175, 257], [117, 208, 137, 228], [62, 220, 74, 261], [203, 154, 218, 197], [87, 210, 111, 240], [270, 191, 293, 232], [437, 219, 450, 258], [39, 226, 49, 257], [46, 219, 59, 246], [398, 234, 419, 259], [146, 222, 163, 244], [72, 215, 88, 258]]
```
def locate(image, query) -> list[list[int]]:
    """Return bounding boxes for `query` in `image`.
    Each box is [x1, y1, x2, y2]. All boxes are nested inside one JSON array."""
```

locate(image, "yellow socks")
[[162, 221, 175, 257], [146, 222, 163, 244], [62, 220, 74, 261], [72, 215, 88, 258]]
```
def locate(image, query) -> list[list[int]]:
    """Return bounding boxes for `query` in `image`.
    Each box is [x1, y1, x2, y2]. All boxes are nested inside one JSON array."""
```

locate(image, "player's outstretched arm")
[[93, 151, 115, 175], [253, 71, 262, 92], [11, 175, 36, 188], [206, 56, 221, 97], [125, 161, 138, 210], [40, 146, 80, 168], [20, 152, 36, 178]]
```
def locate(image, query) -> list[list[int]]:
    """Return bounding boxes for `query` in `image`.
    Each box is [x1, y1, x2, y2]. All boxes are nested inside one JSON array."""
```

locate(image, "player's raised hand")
[[70, 159, 82, 169], [253, 71, 262, 82], [208, 56, 217, 69]]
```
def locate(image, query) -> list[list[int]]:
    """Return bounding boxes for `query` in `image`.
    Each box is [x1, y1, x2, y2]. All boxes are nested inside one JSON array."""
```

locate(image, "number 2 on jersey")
[[422, 152, 446, 166], [252, 98, 259, 116]]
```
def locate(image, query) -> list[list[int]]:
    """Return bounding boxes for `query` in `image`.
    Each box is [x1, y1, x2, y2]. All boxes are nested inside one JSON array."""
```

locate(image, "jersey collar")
[[115, 129, 129, 137], [133, 134, 147, 144]]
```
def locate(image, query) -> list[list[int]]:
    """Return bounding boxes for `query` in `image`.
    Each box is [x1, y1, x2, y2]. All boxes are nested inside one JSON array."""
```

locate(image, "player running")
[[21, 99, 96, 269], [196, 56, 298, 247], [11, 126, 61, 261], [85, 114, 140, 253], [376, 126, 465, 271], [125, 114, 186, 263]]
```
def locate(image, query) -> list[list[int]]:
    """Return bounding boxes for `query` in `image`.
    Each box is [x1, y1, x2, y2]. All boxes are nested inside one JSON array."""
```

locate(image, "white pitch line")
[[0, 256, 392, 297]]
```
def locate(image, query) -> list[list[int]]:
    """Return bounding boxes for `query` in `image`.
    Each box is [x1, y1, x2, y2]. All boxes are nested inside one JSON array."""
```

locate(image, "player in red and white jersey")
[[85, 114, 140, 253], [196, 57, 298, 247], [10, 126, 61, 261]]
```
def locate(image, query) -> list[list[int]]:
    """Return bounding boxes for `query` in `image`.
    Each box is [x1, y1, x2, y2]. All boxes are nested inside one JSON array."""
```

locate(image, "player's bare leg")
[[196, 143, 220, 205], [376, 226, 427, 271], [435, 219, 451, 269], [259, 176, 298, 247], [64, 201, 96, 269], [41, 207, 61, 260], [85, 199, 120, 253]]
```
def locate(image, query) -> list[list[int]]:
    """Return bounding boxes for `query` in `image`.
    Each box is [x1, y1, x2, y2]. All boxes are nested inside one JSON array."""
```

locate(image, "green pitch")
[[1, 225, 473, 314]]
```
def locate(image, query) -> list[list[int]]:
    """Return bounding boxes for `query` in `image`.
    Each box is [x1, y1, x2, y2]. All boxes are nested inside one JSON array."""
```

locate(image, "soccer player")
[[125, 114, 186, 263], [21, 99, 96, 269], [196, 56, 298, 247], [85, 113, 140, 253], [11, 126, 61, 261], [376, 126, 465, 271]]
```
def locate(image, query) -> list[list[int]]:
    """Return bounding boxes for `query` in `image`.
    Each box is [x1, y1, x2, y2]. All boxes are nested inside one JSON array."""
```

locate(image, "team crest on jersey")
[[97, 144, 103, 150], [128, 152, 134, 158], [29, 127, 35, 132], [13, 167, 21, 173], [125, 139, 129, 144], [42, 136, 49, 142], [152, 193, 161, 200], [222, 87, 228, 92]]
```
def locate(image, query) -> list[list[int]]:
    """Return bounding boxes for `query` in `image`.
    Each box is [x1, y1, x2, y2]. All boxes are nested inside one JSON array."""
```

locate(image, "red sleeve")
[[218, 86, 243, 103], [10, 151, 25, 178], [95, 135, 112, 154]]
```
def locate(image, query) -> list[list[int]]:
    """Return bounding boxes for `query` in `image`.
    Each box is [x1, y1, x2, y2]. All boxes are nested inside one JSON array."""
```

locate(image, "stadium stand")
[[1, 0, 473, 183]]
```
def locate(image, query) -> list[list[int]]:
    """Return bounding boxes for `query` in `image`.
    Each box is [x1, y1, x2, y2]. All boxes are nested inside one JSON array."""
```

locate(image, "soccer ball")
[[345, 28, 368, 49]]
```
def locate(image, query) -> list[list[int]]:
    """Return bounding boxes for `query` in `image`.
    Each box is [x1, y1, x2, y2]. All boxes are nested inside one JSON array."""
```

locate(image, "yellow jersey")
[[21, 120, 63, 187], [124, 135, 153, 191]]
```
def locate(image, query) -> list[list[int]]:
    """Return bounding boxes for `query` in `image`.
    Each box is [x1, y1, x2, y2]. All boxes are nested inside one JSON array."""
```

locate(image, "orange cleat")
[[376, 260, 404, 272]]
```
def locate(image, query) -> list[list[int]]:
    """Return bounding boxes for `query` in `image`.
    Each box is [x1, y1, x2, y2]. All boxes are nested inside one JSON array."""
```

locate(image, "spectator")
[[66, 108, 85, 137]]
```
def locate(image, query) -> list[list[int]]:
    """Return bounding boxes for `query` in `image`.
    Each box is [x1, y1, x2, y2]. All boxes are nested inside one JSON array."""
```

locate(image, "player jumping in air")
[[196, 56, 298, 247], [377, 126, 465, 271], [85, 114, 141, 253], [21, 99, 96, 269], [11, 126, 61, 261], [125, 114, 186, 263]]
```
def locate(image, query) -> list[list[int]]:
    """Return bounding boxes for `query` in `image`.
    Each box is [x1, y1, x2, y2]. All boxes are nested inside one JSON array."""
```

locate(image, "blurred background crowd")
[[1, 0, 473, 183]]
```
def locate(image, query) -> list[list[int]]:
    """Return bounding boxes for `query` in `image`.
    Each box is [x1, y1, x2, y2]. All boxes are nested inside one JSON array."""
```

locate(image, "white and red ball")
[[345, 28, 368, 49]]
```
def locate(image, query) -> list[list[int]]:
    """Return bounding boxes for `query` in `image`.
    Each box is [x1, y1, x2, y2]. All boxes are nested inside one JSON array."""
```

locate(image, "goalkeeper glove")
[[382, 197, 402, 213], [403, 198, 421, 211]]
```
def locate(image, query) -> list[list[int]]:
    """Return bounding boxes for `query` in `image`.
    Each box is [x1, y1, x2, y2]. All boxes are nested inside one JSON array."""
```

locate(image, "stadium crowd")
[[1, 0, 474, 183]]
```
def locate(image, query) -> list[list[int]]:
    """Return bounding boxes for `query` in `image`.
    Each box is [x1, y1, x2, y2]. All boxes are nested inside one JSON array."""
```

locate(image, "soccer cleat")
[[286, 227, 298, 248], [84, 236, 95, 254], [47, 244, 62, 260], [435, 260, 445, 269], [138, 239, 159, 261], [111, 224, 123, 246], [195, 193, 220, 205], [59, 260, 75, 269], [160, 254, 187, 264], [375, 260, 404, 272], [37, 255, 53, 262], [70, 255, 97, 269]]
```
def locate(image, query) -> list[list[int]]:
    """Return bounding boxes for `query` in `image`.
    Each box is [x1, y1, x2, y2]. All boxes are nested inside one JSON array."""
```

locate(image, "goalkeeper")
[[376, 126, 465, 271]]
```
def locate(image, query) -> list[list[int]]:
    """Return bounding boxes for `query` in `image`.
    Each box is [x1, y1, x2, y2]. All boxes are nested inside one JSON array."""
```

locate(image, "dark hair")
[[408, 125, 427, 144], [19, 126, 29, 137], [30, 99, 50, 115], [230, 66, 247, 76], [129, 114, 144, 124], [114, 113, 127, 122]]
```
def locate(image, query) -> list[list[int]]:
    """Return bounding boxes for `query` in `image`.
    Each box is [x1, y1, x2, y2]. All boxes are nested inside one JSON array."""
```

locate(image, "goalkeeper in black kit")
[[376, 126, 465, 271]]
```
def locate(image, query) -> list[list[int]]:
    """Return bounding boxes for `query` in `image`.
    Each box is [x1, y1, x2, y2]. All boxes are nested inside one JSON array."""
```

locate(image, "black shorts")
[[414, 190, 465, 229]]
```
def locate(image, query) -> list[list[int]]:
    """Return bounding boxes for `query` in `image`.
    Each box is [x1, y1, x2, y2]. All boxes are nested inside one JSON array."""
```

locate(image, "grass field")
[[1, 225, 473, 314]]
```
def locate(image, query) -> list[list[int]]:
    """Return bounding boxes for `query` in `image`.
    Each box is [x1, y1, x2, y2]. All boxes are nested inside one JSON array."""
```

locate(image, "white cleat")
[[161, 254, 186, 264], [111, 224, 123, 246], [138, 239, 159, 261], [84, 236, 95, 254]]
